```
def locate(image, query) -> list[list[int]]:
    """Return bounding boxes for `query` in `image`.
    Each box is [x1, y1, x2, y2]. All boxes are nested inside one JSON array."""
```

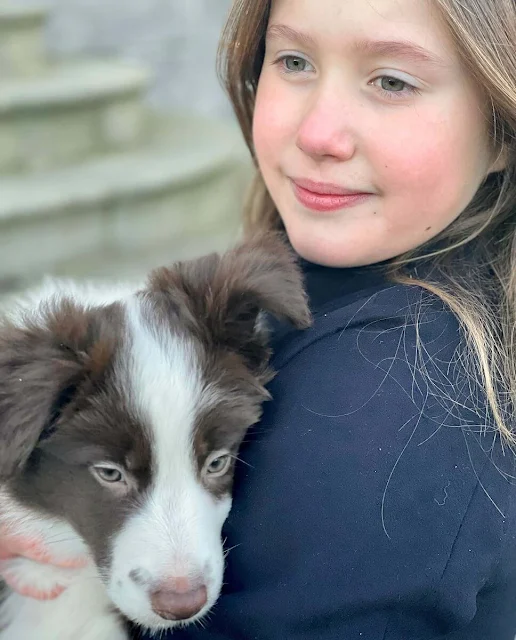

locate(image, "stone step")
[[0, 58, 151, 174], [0, 228, 243, 309], [0, 229, 243, 309], [42, 227, 242, 285], [0, 113, 252, 292], [0, 4, 48, 77]]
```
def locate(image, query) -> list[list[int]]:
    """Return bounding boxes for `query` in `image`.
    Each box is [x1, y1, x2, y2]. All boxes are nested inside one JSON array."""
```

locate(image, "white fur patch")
[[0, 576, 127, 640], [0, 489, 126, 640], [2, 277, 139, 327], [0, 488, 90, 583], [105, 298, 230, 630]]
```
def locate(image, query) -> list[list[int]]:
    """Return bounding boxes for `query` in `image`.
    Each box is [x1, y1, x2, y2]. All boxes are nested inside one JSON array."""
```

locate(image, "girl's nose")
[[295, 89, 357, 162]]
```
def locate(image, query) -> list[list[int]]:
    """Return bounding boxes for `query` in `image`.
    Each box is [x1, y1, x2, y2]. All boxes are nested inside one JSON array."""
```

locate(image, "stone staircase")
[[0, 3, 251, 296]]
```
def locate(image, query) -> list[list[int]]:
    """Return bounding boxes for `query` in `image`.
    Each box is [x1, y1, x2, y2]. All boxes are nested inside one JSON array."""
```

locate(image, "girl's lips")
[[291, 180, 372, 212]]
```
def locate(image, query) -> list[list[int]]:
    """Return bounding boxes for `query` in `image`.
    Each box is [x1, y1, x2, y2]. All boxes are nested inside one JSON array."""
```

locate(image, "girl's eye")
[[276, 55, 314, 74], [205, 453, 231, 477], [92, 465, 125, 484], [380, 76, 406, 92], [371, 75, 420, 100]]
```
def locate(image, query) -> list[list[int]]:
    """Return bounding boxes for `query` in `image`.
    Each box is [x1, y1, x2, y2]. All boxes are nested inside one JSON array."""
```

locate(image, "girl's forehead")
[[268, 0, 458, 64]]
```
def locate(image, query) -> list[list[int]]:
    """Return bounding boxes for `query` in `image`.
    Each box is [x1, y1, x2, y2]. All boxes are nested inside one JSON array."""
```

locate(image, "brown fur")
[[147, 231, 311, 374], [0, 234, 311, 569]]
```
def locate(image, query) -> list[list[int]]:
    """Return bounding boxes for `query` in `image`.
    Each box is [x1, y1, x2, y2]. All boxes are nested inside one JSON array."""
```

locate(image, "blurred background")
[[0, 0, 252, 300]]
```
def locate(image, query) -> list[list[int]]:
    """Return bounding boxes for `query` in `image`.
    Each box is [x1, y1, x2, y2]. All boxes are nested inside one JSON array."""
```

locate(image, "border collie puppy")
[[0, 235, 310, 639]]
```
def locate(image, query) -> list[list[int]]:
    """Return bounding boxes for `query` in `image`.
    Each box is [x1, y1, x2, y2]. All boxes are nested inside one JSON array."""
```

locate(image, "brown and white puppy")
[[0, 236, 310, 640]]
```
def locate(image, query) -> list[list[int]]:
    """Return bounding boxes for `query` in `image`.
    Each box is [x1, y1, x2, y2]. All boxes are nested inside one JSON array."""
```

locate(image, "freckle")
[[373, 211, 377, 215]]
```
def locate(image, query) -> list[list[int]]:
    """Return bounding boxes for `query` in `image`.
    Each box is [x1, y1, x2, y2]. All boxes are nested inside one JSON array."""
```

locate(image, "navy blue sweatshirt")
[[138, 260, 516, 640]]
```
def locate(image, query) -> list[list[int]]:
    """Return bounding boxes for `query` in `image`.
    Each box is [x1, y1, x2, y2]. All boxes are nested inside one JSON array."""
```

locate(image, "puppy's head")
[[0, 235, 310, 631]]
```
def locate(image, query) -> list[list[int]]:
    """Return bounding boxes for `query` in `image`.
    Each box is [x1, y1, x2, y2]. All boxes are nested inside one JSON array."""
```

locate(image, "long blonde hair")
[[218, 0, 516, 443]]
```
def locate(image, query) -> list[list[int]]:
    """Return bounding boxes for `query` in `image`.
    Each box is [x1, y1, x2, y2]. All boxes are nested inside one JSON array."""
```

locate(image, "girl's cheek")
[[377, 120, 460, 191], [377, 96, 489, 192], [254, 76, 298, 159]]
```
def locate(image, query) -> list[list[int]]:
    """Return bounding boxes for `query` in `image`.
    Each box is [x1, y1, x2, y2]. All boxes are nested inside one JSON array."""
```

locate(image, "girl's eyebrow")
[[266, 23, 449, 69], [266, 24, 317, 49], [353, 38, 450, 68]]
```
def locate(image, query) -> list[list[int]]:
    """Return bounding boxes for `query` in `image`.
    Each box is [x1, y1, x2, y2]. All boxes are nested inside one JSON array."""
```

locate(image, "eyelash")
[[371, 76, 420, 101], [272, 54, 421, 101]]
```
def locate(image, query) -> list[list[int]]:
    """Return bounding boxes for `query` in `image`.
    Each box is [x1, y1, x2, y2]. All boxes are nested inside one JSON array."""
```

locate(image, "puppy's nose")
[[150, 578, 207, 621]]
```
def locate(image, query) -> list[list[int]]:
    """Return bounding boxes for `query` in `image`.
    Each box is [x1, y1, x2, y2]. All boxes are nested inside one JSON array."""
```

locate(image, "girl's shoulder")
[[226, 274, 516, 639], [268, 272, 516, 535], [272, 274, 459, 372]]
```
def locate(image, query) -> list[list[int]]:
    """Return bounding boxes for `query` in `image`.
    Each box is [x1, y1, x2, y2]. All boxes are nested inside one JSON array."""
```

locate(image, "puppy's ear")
[[149, 233, 312, 373], [0, 299, 116, 480]]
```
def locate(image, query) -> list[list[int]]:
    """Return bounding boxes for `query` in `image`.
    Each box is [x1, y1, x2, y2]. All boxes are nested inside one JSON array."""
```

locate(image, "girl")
[[3, 0, 516, 637]]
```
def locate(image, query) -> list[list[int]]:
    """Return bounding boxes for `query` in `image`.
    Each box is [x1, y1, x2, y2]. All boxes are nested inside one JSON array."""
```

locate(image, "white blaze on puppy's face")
[[106, 299, 231, 629]]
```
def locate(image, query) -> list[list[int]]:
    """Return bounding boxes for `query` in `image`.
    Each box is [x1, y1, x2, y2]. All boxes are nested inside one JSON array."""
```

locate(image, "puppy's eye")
[[204, 453, 231, 477], [91, 464, 125, 485]]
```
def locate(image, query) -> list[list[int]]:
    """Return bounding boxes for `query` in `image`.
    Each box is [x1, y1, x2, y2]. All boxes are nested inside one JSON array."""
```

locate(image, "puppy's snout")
[[149, 577, 208, 621]]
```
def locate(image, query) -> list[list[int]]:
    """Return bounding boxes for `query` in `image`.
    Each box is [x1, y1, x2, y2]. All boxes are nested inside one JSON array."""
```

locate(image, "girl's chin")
[[280, 219, 381, 267], [285, 235, 368, 267]]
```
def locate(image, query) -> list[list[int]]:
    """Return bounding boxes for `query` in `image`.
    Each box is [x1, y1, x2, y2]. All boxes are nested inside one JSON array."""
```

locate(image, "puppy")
[[0, 235, 310, 639]]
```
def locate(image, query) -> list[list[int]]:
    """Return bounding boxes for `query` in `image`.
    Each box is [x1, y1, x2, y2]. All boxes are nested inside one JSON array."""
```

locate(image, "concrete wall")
[[23, 0, 234, 118]]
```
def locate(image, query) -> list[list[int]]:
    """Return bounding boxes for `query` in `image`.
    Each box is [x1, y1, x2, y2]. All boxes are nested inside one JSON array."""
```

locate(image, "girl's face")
[[253, 0, 503, 267]]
